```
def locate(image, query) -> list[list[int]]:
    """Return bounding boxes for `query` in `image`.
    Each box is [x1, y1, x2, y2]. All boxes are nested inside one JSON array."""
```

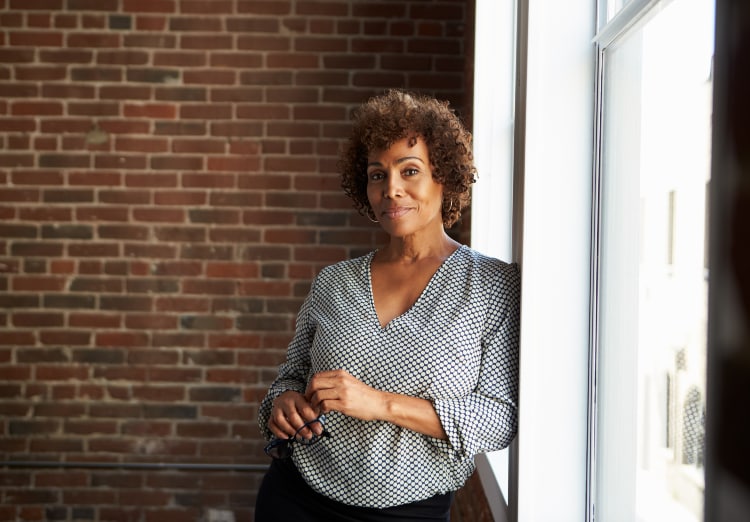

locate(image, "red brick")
[[68, 171, 122, 186], [207, 333, 261, 349], [95, 332, 149, 347], [210, 227, 260, 244], [12, 312, 64, 327], [153, 190, 206, 206], [171, 139, 223, 154], [0, 153, 34, 167], [169, 16, 222, 32], [126, 173, 178, 188], [12, 170, 63, 185], [62, 489, 117, 505], [207, 156, 260, 172], [82, 17, 112, 33], [75, 206, 129, 221], [68, 0, 119, 10], [14, 65, 67, 81], [123, 0, 176, 13], [115, 137, 169, 153], [181, 35, 232, 50], [179, 103, 232, 119], [123, 243, 177, 259], [240, 70, 295, 87], [155, 296, 210, 313], [150, 155, 203, 170], [125, 314, 178, 330], [6, 135, 30, 150], [94, 155, 147, 170], [209, 52, 262, 68], [210, 87, 263, 102], [237, 0, 291, 14], [123, 103, 177, 119], [67, 242, 119, 257], [97, 50, 149, 65], [0, 118, 36, 133], [182, 279, 235, 296], [296, 1, 348, 16], [181, 0, 233, 13], [34, 471, 88, 488], [35, 364, 90, 379], [99, 85, 151, 100], [69, 312, 121, 328], [205, 262, 259, 279], [182, 173, 235, 189], [242, 209, 293, 225], [132, 208, 184, 222], [12, 276, 67, 292], [135, 15, 168, 31], [263, 229, 317, 245], [67, 32, 120, 48], [9, 31, 63, 47]]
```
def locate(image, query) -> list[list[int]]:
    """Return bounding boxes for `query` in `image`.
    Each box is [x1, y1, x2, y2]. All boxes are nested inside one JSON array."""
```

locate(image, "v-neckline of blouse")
[[365, 244, 465, 330]]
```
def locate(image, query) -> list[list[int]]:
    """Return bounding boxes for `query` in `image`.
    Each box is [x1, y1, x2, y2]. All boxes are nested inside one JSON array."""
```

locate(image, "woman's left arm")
[[305, 369, 448, 440], [431, 263, 521, 458]]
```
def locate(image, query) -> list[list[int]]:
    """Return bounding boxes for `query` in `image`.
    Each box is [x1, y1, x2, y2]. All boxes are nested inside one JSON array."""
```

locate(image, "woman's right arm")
[[257, 280, 319, 440]]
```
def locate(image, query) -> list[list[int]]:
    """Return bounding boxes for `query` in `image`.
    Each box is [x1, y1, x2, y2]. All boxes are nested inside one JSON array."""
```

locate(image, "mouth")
[[381, 207, 412, 220]]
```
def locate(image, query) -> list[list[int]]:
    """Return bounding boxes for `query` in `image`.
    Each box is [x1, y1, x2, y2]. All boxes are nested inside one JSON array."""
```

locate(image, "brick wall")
[[0, 0, 475, 520]]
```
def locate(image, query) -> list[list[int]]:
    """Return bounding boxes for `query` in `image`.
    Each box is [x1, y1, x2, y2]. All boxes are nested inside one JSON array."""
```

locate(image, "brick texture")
[[0, 0, 477, 519]]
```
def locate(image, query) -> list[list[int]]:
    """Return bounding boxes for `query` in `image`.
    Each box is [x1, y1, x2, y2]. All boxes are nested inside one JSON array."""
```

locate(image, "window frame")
[[472, 0, 597, 520]]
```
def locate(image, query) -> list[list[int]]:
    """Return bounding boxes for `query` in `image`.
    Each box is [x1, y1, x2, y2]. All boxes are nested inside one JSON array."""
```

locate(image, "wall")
[[0, 0, 474, 520]]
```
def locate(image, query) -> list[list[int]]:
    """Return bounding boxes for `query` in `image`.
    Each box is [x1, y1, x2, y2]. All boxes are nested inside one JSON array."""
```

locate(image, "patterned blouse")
[[258, 244, 521, 508]]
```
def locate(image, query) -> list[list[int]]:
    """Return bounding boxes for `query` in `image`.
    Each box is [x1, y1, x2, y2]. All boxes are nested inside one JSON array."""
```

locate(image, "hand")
[[305, 369, 386, 422], [267, 390, 323, 440]]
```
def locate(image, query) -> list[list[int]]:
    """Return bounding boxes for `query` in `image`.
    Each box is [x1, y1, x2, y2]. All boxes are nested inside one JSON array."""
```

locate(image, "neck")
[[379, 231, 460, 263]]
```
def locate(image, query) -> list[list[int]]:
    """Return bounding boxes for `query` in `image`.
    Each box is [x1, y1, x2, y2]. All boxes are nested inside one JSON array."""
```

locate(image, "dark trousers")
[[254, 458, 453, 522]]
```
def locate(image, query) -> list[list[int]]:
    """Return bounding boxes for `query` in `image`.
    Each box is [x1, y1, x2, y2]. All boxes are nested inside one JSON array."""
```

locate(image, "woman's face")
[[366, 136, 444, 238]]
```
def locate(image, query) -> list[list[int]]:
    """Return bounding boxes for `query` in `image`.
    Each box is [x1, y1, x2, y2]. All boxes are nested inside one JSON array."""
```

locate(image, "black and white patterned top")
[[258, 244, 520, 508]]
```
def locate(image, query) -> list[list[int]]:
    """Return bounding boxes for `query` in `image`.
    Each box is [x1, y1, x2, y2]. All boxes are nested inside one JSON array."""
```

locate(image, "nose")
[[383, 170, 403, 198]]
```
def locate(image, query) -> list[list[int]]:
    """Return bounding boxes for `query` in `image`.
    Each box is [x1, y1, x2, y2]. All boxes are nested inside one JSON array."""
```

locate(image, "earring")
[[366, 209, 379, 223]]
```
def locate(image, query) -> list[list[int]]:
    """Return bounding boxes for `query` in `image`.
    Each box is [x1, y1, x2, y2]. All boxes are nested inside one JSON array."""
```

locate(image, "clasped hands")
[[267, 369, 384, 442]]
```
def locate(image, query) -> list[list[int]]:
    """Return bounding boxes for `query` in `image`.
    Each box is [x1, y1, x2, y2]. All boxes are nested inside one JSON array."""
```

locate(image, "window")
[[592, 1, 715, 520], [472, 1, 715, 520]]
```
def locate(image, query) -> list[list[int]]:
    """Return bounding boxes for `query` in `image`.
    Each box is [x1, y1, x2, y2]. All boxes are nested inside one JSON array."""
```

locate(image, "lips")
[[381, 207, 412, 220]]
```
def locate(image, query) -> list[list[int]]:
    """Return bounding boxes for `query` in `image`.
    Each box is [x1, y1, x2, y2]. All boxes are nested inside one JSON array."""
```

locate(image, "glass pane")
[[605, 0, 631, 23], [595, 0, 715, 520]]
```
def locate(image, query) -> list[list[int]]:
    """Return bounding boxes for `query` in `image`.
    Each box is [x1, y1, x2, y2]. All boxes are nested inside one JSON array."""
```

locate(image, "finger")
[[269, 403, 307, 438], [307, 387, 337, 410], [268, 407, 302, 437], [305, 371, 346, 399]]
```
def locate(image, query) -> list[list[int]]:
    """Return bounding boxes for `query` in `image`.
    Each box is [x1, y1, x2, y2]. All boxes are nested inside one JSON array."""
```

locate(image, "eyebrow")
[[367, 156, 425, 168]]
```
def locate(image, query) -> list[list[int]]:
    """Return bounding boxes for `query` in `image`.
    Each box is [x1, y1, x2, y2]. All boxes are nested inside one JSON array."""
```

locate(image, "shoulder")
[[454, 245, 520, 287], [317, 251, 372, 279], [311, 252, 373, 294]]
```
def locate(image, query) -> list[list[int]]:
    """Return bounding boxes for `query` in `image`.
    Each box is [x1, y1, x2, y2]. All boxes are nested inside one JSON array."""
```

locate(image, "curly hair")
[[340, 90, 477, 228]]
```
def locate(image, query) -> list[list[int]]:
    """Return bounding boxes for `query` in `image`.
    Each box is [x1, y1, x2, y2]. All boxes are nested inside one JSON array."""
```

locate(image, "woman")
[[255, 90, 520, 521]]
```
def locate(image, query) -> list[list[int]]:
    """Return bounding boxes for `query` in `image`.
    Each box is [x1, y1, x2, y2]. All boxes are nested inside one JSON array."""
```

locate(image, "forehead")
[[367, 135, 428, 163]]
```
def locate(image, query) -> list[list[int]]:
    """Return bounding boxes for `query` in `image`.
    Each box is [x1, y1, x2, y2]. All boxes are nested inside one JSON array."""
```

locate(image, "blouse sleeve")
[[432, 262, 521, 460], [257, 278, 317, 441]]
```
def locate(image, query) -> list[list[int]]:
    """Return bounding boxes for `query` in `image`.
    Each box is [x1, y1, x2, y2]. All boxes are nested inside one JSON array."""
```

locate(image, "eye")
[[403, 168, 420, 176], [368, 171, 385, 181]]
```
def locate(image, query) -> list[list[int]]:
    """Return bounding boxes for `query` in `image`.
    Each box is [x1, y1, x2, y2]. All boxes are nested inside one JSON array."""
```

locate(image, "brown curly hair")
[[340, 90, 477, 228]]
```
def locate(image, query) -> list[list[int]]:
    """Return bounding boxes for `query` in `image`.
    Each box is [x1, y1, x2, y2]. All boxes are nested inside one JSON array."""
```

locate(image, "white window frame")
[[473, 1, 596, 520]]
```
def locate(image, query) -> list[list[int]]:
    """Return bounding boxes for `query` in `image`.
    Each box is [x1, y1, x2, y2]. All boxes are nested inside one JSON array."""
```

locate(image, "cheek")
[[366, 185, 377, 206]]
